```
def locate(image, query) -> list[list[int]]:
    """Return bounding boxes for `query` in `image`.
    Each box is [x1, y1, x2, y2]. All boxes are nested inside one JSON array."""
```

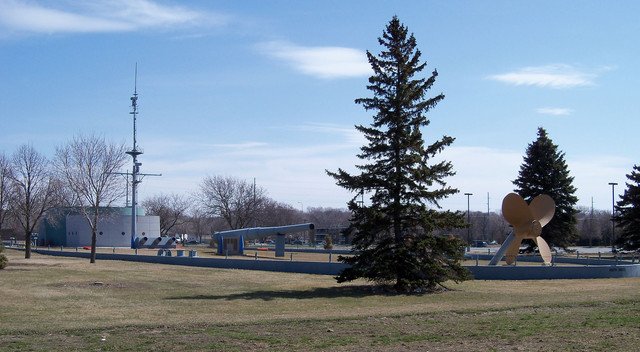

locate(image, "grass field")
[[1, 248, 639, 351]]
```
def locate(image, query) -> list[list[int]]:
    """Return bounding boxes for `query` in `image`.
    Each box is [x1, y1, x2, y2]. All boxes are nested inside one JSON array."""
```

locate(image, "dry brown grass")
[[1, 248, 639, 351]]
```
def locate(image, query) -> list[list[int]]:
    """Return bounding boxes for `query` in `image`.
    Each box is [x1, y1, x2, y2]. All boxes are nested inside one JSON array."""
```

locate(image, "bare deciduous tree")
[[187, 207, 214, 244], [0, 153, 12, 232], [53, 135, 127, 263], [196, 175, 267, 230], [257, 199, 299, 227], [142, 193, 191, 236], [306, 207, 351, 228], [8, 145, 58, 259]]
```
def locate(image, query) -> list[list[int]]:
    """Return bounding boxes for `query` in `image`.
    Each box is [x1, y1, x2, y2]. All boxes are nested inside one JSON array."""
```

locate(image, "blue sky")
[[0, 0, 637, 213]]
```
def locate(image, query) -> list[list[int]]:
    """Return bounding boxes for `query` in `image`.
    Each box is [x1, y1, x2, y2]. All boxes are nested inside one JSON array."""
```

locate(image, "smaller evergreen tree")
[[324, 234, 333, 250], [614, 165, 640, 250], [512, 127, 579, 250]]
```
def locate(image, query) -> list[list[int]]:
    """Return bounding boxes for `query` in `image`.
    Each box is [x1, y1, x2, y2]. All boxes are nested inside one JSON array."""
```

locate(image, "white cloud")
[[204, 142, 268, 149], [536, 107, 574, 116], [291, 123, 365, 146], [488, 64, 596, 89], [258, 41, 371, 79], [0, 0, 225, 34]]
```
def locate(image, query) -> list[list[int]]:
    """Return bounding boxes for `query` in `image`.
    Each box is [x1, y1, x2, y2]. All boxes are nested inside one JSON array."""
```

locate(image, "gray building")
[[38, 207, 160, 248]]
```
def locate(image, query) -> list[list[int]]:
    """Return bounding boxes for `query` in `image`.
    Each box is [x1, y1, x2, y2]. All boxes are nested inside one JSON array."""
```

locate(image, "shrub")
[[324, 235, 333, 250]]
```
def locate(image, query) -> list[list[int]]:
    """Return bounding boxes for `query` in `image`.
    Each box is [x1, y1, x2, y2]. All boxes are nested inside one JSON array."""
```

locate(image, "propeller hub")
[[530, 220, 542, 237]]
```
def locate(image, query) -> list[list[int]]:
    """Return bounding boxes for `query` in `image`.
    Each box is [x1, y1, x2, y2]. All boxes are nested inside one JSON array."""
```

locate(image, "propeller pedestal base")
[[488, 231, 516, 265]]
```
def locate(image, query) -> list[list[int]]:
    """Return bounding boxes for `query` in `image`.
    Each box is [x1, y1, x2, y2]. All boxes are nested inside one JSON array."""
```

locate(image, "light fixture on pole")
[[464, 193, 473, 245], [608, 182, 617, 253]]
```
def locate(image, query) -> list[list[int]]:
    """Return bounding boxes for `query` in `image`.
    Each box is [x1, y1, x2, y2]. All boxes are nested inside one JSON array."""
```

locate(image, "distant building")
[[38, 207, 160, 248], [314, 227, 350, 245]]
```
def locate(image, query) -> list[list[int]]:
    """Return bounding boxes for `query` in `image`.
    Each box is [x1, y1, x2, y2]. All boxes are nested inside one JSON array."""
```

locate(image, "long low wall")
[[467, 264, 640, 280], [32, 249, 349, 276], [466, 253, 637, 266], [20, 248, 640, 280]]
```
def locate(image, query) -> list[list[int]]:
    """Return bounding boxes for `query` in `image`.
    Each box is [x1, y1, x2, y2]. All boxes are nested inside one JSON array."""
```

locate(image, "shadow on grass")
[[165, 285, 411, 301]]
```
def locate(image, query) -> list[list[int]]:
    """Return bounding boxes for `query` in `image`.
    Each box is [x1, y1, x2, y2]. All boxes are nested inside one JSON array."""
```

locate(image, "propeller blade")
[[514, 223, 532, 238], [502, 193, 533, 227], [514, 220, 542, 239], [529, 194, 555, 227], [505, 237, 523, 265], [535, 236, 552, 265]]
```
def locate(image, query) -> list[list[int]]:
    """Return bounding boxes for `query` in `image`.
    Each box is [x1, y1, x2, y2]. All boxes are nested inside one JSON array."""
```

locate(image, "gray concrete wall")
[[26, 248, 640, 280], [467, 264, 640, 280], [33, 249, 349, 276]]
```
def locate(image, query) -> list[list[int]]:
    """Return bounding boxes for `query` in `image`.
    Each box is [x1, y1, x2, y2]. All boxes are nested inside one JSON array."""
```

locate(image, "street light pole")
[[608, 182, 617, 253], [464, 193, 473, 245]]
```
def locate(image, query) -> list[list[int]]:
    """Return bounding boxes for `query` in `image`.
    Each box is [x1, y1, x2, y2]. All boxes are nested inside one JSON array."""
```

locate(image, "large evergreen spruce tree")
[[328, 16, 470, 292], [513, 127, 579, 250], [614, 165, 640, 250]]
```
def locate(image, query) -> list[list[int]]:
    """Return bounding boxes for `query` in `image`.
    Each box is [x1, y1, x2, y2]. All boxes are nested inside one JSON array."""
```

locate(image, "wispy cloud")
[[0, 0, 227, 34], [258, 41, 371, 79], [205, 142, 268, 149], [536, 107, 574, 116], [292, 123, 365, 146], [488, 64, 596, 89]]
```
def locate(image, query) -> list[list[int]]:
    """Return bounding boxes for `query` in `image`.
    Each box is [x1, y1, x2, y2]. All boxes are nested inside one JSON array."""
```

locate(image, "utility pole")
[[608, 182, 617, 253], [589, 197, 594, 247], [487, 192, 491, 242], [464, 193, 473, 245]]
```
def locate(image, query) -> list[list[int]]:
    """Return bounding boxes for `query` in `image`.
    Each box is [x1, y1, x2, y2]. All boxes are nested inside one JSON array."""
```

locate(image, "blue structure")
[[214, 223, 314, 256]]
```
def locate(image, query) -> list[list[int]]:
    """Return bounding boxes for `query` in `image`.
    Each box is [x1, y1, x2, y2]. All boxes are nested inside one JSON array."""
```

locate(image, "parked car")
[[472, 240, 488, 247]]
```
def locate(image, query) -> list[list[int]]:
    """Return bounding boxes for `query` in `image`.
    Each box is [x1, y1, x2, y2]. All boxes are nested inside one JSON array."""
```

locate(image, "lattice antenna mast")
[[130, 64, 141, 154], [126, 64, 144, 248], [118, 65, 161, 248]]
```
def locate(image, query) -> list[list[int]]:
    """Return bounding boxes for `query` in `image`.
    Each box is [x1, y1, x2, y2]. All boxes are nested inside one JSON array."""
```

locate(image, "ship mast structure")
[[125, 65, 161, 248]]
